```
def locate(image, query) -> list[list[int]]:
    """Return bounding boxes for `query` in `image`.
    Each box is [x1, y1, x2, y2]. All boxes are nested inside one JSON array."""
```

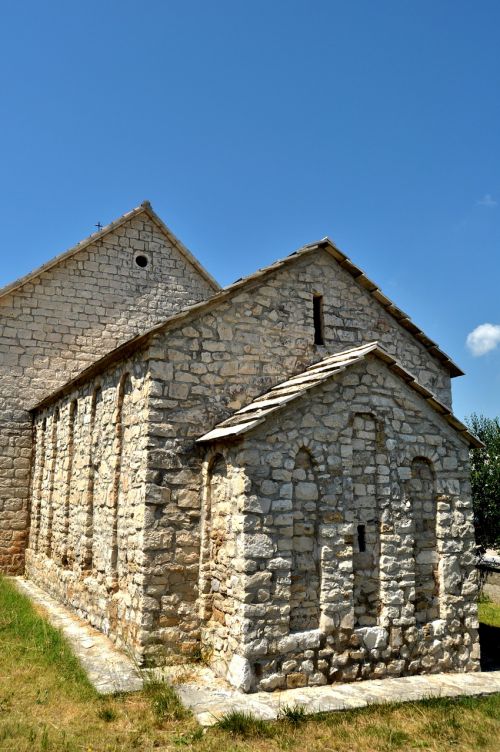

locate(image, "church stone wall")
[[0, 211, 216, 574], [199, 357, 479, 692], [23, 245, 463, 670], [25, 353, 151, 660], [140, 250, 454, 662]]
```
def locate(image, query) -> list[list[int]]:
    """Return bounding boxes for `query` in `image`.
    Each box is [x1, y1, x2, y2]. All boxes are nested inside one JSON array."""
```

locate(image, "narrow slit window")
[[313, 294, 324, 345], [357, 524, 366, 552]]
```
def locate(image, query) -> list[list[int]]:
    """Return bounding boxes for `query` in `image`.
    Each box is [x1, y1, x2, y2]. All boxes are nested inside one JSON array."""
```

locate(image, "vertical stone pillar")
[[290, 448, 320, 632], [351, 414, 380, 627]]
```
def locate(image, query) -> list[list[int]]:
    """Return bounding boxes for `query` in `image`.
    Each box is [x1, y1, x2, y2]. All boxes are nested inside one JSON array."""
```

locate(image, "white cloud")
[[477, 194, 497, 207], [466, 323, 500, 356]]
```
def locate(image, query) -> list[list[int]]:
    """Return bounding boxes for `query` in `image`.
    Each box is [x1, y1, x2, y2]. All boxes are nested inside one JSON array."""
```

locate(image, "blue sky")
[[0, 1, 499, 420]]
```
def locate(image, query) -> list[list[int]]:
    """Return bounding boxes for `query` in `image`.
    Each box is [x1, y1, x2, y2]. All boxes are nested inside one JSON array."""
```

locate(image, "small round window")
[[135, 254, 149, 268]]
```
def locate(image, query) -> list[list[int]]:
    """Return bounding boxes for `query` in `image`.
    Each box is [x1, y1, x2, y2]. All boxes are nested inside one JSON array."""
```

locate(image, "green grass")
[[97, 705, 118, 722], [143, 675, 190, 722], [479, 594, 500, 627], [0, 575, 95, 700], [1, 574, 500, 751]]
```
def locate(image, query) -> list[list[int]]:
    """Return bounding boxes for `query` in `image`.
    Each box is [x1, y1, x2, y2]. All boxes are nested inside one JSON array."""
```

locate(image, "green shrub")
[[278, 703, 307, 725], [465, 414, 500, 550], [97, 705, 117, 722], [215, 710, 272, 737], [143, 676, 189, 721]]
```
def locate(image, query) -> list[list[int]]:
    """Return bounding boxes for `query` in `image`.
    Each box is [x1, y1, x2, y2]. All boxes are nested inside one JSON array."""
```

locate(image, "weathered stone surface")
[[13, 580, 495, 727], [227, 654, 253, 692]]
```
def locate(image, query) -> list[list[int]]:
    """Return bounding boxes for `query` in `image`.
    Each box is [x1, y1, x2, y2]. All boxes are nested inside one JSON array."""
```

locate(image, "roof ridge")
[[140, 202, 219, 291], [306, 341, 379, 370], [197, 342, 482, 449]]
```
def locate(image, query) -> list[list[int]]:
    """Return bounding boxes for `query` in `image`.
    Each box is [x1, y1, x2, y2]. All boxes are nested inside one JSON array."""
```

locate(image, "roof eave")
[[318, 238, 464, 378], [140, 202, 220, 291]]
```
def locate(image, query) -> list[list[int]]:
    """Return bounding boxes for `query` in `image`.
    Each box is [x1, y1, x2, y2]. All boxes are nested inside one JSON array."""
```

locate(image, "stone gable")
[[0, 205, 217, 573]]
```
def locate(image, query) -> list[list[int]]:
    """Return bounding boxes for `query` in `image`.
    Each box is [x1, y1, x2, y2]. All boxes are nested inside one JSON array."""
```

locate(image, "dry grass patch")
[[0, 575, 499, 751]]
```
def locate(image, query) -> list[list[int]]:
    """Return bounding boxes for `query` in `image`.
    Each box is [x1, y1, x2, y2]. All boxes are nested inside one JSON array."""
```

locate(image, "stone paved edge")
[[11, 577, 143, 694], [10, 577, 500, 726], [172, 668, 500, 726]]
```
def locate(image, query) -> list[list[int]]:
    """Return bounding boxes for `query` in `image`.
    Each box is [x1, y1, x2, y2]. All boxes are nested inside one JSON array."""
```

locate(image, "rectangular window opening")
[[357, 524, 366, 552], [313, 294, 324, 345]]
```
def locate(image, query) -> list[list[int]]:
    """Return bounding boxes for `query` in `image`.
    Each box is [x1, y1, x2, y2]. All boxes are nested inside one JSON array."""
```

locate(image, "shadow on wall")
[[479, 624, 500, 671]]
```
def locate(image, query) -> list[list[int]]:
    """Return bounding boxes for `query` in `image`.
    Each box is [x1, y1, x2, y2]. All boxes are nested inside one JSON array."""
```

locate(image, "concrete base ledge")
[[171, 665, 500, 726]]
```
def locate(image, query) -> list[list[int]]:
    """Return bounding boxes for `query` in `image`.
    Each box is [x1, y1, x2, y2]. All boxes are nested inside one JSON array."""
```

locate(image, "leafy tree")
[[465, 414, 500, 551]]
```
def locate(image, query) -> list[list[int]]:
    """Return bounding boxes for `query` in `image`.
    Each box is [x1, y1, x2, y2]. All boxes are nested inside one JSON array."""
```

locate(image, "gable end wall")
[[0, 212, 216, 573], [200, 356, 479, 690]]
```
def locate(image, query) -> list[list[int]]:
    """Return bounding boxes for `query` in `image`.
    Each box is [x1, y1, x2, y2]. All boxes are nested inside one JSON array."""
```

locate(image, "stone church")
[[0, 202, 482, 692]]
